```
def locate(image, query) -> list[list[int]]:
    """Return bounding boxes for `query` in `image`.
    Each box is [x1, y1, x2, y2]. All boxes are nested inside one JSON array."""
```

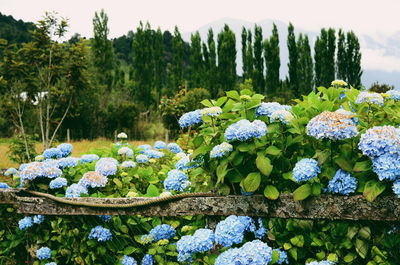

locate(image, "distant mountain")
[[183, 17, 400, 88], [0, 12, 35, 44]]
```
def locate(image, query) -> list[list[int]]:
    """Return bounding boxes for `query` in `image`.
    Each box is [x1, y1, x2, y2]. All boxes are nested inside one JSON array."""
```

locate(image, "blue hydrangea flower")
[[372, 153, 400, 181], [4, 167, 17, 176], [18, 216, 33, 230], [117, 132, 128, 139], [215, 215, 255, 247], [80, 154, 100, 163], [43, 166, 63, 179], [386, 90, 400, 101], [19, 162, 46, 182], [43, 148, 62, 159], [327, 169, 357, 195], [293, 158, 321, 182], [256, 102, 291, 117], [167, 143, 183, 153], [122, 255, 137, 265], [49, 177, 68, 189], [138, 144, 152, 153], [36, 247, 52, 260], [141, 254, 154, 265], [65, 184, 88, 198], [274, 249, 289, 264], [78, 171, 108, 188], [254, 218, 267, 239], [201, 106, 223, 117], [144, 150, 165, 159], [121, 160, 136, 169], [175, 155, 199, 170], [224, 119, 268, 142], [154, 140, 166, 150], [164, 169, 190, 192], [306, 111, 358, 140], [270, 109, 294, 125], [88, 226, 112, 242], [359, 126, 400, 158], [306, 261, 335, 265], [118, 147, 134, 158], [393, 180, 400, 198], [176, 229, 215, 262], [215, 240, 272, 265], [44, 262, 57, 265], [210, 142, 233, 158], [57, 143, 73, 157], [58, 157, 79, 168], [179, 110, 203, 128], [98, 215, 112, 222], [33, 215, 45, 224], [356, 91, 384, 106], [0, 182, 10, 189], [95, 158, 118, 176], [136, 154, 149, 163], [148, 224, 176, 242]]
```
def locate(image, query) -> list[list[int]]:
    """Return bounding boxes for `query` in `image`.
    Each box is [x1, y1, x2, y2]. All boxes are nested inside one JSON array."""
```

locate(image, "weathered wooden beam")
[[1, 189, 399, 221]]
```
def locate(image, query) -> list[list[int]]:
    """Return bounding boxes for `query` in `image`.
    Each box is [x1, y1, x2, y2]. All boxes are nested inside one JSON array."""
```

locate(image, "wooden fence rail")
[[1, 189, 399, 221]]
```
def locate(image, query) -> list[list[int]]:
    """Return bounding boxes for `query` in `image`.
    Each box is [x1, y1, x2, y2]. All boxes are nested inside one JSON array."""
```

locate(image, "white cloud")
[[361, 48, 400, 72]]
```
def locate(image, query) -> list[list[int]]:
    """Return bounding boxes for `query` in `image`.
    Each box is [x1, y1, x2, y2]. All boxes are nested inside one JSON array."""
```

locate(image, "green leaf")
[[200, 99, 214, 107], [358, 227, 371, 240], [146, 184, 160, 197], [113, 178, 123, 189], [271, 250, 280, 264], [265, 145, 282, 156], [355, 238, 369, 259], [216, 160, 229, 184], [334, 156, 353, 172], [256, 155, 273, 176], [264, 185, 280, 200], [363, 180, 385, 202], [290, 235, 304, 247], [241, 172, 261, 192], [311, 182, 322, 196], [353, 160, 371, 172], [124, 246, 136, 255], [343, 253, 357, 262], [293, 184, 312, 201], [226, 90, 240, 100]]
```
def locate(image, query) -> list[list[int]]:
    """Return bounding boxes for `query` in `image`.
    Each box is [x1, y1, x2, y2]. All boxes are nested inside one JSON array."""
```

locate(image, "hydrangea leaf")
[[293, 184, 312, 201], [241, 172, 261, 192], [256, 155, 273, 176], [264, 185, 279, 200], [265, 146, 281, 156], [363, 180, 385, 202]]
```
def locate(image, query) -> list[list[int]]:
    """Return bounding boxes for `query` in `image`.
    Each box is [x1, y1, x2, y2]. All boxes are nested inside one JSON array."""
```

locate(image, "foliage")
[[7, 134, 37, 163], [369, 82, 394, 93]]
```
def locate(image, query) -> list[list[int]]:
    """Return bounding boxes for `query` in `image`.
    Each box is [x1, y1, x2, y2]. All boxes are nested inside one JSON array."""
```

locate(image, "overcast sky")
[[1, 0, 399, 38]]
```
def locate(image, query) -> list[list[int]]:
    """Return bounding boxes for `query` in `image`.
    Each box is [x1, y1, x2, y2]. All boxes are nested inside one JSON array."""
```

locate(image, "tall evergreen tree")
[[217, 25, 236, 92], [245, 30, 254, 81], [91, 9, 115, 89], [337, 29, 347, 81], [189, 31, 203, 88], [207, 29, 218, 97], [297, 34, 313, 94], [132, 22, 153, 107], [253, 25, 264, 93], [345, 31, 362, 87], [314, 28, 336, 87], [264, 24, 280, 95], [241, 27, 248, 79], [287, 23, 299, 96], [169, 26, 184, 91], [153, 28, 164, 103]]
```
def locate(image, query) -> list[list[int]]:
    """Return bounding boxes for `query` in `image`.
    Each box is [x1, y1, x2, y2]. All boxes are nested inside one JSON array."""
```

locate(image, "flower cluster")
[[179, 110, 203, 128], [224, 119, 267, 142], [88, 226, 112, 242], [393, 180, 400, 198], [95, 158, 118, 176], [167, 143, 183, 153], [215, 215, 256, 247], [122, 255, 137, 265], [65, 183, 88, 198], [256, 102, 291, 117], [141, 254, 154, 265], [163, 169, 190, 192], [0, 182, 10, 188], [326, 169, 357, 195], [210, 142, 233, 158], [142, 224, 176, 242], [293, 158, 320, 182], [4, 167, 17, 176], [138, 144, 152, 153], [117, 132, 128, 139], [144, 150, 165, 159], [33, 215, 45, 224], [306, 110, 358, 140], [80, 154, 99, 163], [18, 216, 33, 230], [355, 91, 384, 106], [98, 215, 112, 222], [201, 106, 222, 117], [274, 249, 289, 264], [136, 154, 149, 163], [57, 143, 73, 157], [177, 229, 215, 262], [43, 148, 63, 159], [121, 160, 136, 169], [270, 109, 294, 125], [306, 260, 335, 265], [154, 140, 166, 149], [372, 153, 400, 181], [358, 126, 400, 158], [331, 80, 347, 87], [215, 240, 272, 265], [79, 171, 108, 188], [386, 90, 400, 101], [118, 147, 134, 158], [49, 177, 68, 189], [36, 247, 52, 260], [58, 157, 79, 168]]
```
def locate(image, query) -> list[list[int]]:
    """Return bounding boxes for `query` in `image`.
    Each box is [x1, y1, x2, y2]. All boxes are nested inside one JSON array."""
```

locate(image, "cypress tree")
[[217, 24, 236, 92], [314, 28, 336, 87], [346, 31, 362, 88], [253, 25, 264, 93], [241, 27, 248, 79], [207, 28, 218, 97], [287, 23, 299, 96], [170, 26, 184, 91], [337, 29, 347, 81], [264, 23, 280, 95], [245, 30, 254, 82], [189, 31, 203, 88], [297, 34, 313, 94], [153, 28, 164, 103]]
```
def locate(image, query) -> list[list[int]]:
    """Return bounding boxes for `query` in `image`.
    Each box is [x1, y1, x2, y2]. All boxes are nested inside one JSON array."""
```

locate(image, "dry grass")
[[0, 138, 148, 169]]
